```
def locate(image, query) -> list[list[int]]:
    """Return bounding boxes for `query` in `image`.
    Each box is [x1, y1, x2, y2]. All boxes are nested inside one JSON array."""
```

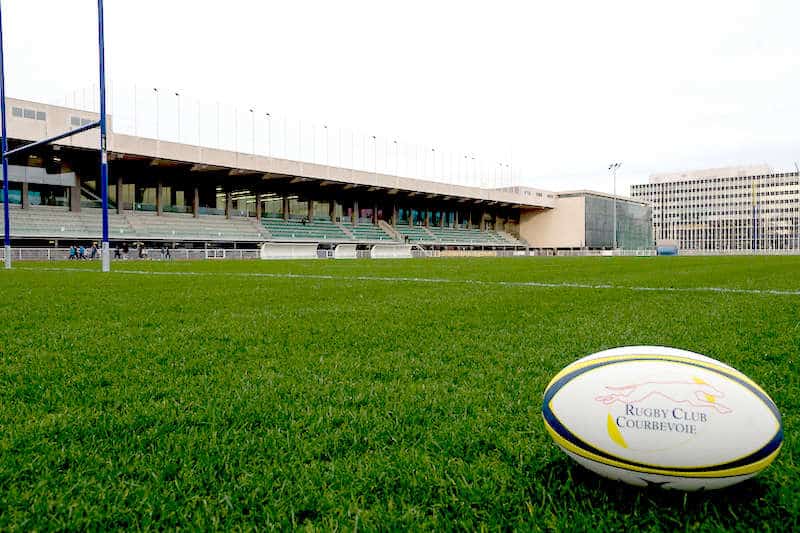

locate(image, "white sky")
[[2, 0, 799, 195]]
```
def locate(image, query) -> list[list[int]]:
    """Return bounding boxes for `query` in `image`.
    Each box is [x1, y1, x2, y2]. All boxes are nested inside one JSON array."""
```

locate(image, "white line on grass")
[[14, 266, 800, 296]]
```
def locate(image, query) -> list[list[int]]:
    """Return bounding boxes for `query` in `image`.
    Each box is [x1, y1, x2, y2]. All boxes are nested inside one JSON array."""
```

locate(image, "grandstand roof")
[[5, 98, 556, 210]]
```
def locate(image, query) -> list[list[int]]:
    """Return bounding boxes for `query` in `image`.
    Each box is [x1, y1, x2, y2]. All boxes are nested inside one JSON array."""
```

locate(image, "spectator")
[[78, 245, 86, 260], [90, 242, 98, 260]]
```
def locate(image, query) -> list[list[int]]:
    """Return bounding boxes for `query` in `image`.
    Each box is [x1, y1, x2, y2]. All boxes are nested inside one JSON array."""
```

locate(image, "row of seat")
[[127, 212, 266, 241], [0, 205, 523, 246], [340, 221, 395, 241], [396, 222, 522, 246], [260, 217, 349, 241]]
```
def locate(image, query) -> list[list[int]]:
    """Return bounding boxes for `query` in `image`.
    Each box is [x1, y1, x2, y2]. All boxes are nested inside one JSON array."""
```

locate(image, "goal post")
[[0, 0, 111, 271]]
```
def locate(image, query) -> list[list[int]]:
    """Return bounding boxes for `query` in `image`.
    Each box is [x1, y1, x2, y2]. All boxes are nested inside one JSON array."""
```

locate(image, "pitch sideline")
[[12, 266, 800, 296]]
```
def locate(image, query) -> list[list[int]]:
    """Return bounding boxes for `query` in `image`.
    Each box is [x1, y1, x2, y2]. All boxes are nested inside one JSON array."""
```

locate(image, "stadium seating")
[[394, 222, 522, 246], [0, 205, 266, 241], [425, 225, 521, 246], [396, 222, 434, 242], [260, 216, 349, 241], [0, 205, 136, 240], [340, 219, 397, 242], [125, 211, 266, 241], [0, 205, 525, 247]]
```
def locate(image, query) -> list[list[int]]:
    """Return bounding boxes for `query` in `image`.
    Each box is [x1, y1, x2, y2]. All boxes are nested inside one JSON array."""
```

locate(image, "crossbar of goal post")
[[0, 0, 110, 271]]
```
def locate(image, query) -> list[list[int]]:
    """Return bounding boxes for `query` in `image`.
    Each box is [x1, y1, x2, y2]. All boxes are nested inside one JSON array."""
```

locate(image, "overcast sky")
[[3, 0, 799, 195]]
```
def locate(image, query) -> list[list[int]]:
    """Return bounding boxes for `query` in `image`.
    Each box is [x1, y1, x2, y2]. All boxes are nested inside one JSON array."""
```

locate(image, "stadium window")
[[80, 118, 93, 126], [70, 116, 81, 127], [36, 111, 46, 121], [11, 106, 22, 117], [23, 108, 35, 119]]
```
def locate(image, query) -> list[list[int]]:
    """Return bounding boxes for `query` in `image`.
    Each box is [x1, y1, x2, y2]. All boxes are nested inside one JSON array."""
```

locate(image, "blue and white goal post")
[[0, 0, 111, 271]]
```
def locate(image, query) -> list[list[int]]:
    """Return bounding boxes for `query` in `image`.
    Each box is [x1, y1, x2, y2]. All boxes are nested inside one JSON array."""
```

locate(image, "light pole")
[[153, 88, 159, 139], [216, 101, 221, 148], [609, 162, 622, 250], [323, 124, 329, 178], [323, 125, 329, 164], [265, 113, 271, 156], [371, 135, 377, 175], [197, 100, 201, 145], [249, 108, 255, 154], [393, 140, 399, 176], [471, 155, 477, 186], [175, 91, 180, 142]]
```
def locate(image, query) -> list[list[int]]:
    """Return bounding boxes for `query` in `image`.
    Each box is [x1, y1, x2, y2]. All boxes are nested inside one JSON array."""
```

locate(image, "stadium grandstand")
[[0, 98, 652, 256]]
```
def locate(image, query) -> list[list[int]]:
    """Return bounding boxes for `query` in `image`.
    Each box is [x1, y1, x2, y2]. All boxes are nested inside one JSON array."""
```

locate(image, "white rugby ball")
[[542, 346, 783, 491]]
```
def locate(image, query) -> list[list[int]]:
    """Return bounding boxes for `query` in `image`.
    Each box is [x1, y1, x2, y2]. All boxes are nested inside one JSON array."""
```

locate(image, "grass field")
[[0, 256, 798, 530]]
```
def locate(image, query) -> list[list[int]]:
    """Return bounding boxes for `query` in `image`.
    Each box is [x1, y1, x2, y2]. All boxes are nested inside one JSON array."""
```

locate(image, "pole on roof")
[[98, 0, 110, 272], [0, 1, 10, 269]]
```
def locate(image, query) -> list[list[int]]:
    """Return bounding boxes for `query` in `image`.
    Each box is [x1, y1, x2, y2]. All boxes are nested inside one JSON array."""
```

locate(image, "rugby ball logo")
[[542, 346, 783, 491]]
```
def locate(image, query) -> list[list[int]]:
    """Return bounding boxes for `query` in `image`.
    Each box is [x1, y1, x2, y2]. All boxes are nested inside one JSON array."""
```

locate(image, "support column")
[[156, 180, 163, 215], [392, 203, 398, 226], [255, 192, 262, 222], [21, 182, 29, 209], [407, 206, 412, 225], [308, 199, 314, 221], [329, 199, 336, 222], [440, 210, 445, 228], [373, 202, 378, 224], [424, 209, 430, 227], [192, 186, 199, 218], [225, 189, 232, 219], [352, 199, 358, 225], [282, 196, 289, 221], [116, 176, 123, 214], [70, 175, 82, 213]]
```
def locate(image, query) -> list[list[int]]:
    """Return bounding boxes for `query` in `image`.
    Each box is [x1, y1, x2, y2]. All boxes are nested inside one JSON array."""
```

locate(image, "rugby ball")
[[542, 346, 783, 490]]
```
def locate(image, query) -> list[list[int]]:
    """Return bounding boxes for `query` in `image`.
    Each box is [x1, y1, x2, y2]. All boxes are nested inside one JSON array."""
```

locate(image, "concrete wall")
[[519, 196, 585, 248]]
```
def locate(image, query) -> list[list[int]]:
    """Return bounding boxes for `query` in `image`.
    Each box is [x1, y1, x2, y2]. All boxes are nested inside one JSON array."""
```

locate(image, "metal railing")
[[0, 247, 259, 261]]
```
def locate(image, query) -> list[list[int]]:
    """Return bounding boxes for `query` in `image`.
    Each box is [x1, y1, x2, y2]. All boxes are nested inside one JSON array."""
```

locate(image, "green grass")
[[0, 256, 798, 531]]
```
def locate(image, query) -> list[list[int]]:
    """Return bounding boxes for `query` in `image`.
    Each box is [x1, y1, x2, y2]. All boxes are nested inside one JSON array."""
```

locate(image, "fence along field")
[[0, 256, 797, 530]]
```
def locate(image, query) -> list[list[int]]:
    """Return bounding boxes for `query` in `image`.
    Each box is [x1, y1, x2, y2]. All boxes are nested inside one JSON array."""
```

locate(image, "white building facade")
[[631, 166, 800, 253]]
